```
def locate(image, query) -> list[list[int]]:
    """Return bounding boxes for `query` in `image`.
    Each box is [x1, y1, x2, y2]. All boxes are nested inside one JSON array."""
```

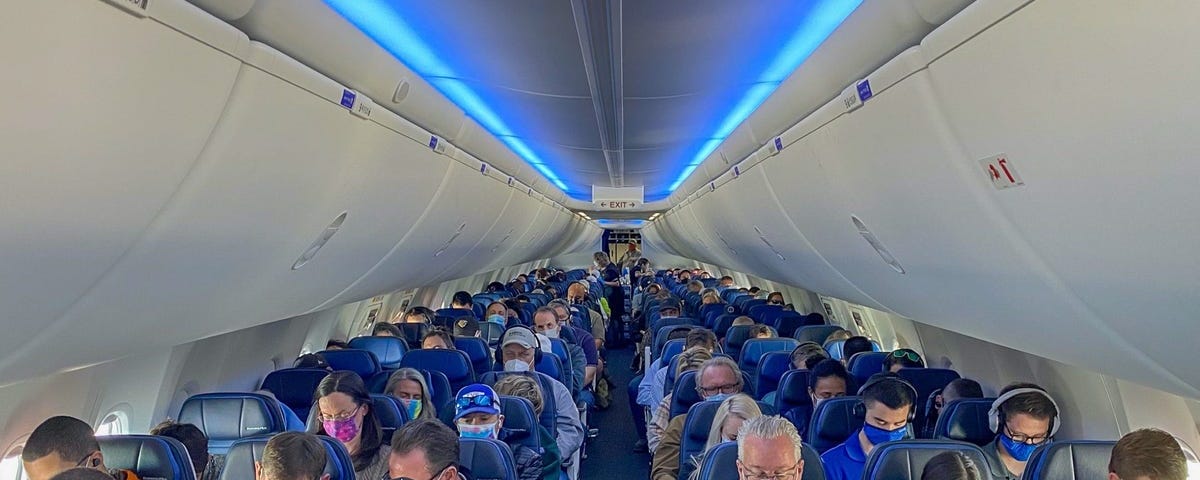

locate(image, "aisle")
[[581, 346, 650, 480]]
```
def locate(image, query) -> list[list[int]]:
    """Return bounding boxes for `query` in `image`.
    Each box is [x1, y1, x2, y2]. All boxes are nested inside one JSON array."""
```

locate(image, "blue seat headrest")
[[770, 312, 810, 338], [933, 398, 995, 446], [459, 438, 518, 480], [739, 338, 798, 372], [847, 351, 890, 384], [98, 435, 196, 480], [498, 396, 540, 451], [775, 370, 813, 413], [697, 440, 825, 480], [479, 372, 558, 441], [680, 401, 722, 480], [896, 368, 961, 432], [178, 393, 288, 454], [454, 337, 492, 378], [400, 349, 475, 393], [261, 368, 329, 421], [1024, 441, 1117, 480], [319, 349, 381, 378], [370, 394, 409, 435], [397, 323, 431, 348], [671, 372, 705, 419], [535, 354, 566, 387], [862, 440, 994, 480], [661, 338, 686, 366], [793, 326, 844, 345], [219, 436, 356, 480], [437, 308, 476, 320], [807, 396, 864, 453], [754, 352, 794, 399], [348, 336, 408, 369]]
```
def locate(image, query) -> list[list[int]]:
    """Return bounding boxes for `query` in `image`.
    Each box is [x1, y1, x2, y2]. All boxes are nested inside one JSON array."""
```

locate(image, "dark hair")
[[883, 348, 925, 371], [486, 282, 506, 293], [685, 329, 717, 350], [843, 336, 874, 360], [311, 372, 382, 471], [422, 328, 455, 349], [943, 378, 984, 401], [997, 383, 1057, 422], [747, 287, 761, 294], [48, 469, 113, 480], [294, 353, 330, 370], [666, 327, 693, 342], [451, 291, 473, 307], [22, 416, 98, 463], [405, 307, 436, 324], [1109, 428, 1187, 480], [391, 419, 460, 476], [149, 421, 208, 476], [486, 301, 508, 316], [371, 322, 404, 339], [809, 359, 852, 390], [920, 451, 981, 480], [325, 339, 350, 350], [749, 325, 774, 338], [861, 373, 915, 410], [767, 292, 785, 303], [720, 276, 733, 282], [262, 432, 327, 480]]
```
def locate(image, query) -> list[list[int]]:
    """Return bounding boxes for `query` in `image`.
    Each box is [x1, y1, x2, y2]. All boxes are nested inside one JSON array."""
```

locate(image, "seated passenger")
[[640, 329, 718, 414], [422, 329, 455, 350], [395, 307, 435, 325], [631, 326, 697, 453], [736, 416, 805, 480], [648, 347, 715, 453], [749, 325, 774, 339], [921, 451, 981, 480], [326, 339, 350, 350], [387, 420, 470, 480], [789, 342, 829, 370], [718, 276, 734, 288], [1109, 428, 1186, 480], [450, 291, 473, 311], [687, 280, 704, 294], [494, 375, 562, 480], [983, 383, 1060, 480], [841, 336, 874, 365], [780, 359, 849, 435], [820, 374, 916, 480], [499, 327, 584, 460], [701, 292, 721, 305], [684, 394, 763, 480], [149, 420, 220, 480], [311, 371, 390, 480], [766, 292, 786, 306], [485, 282, 506, 294], [372, 322, 405, 339], [21, 416, 141, 480], [731, 316, 755, 328], [385, 368, 438, 421], [453, 317, 481, 339], [484, 302, 509, 327], [453, 384, 541, 480], [257, 432, 328, 480], [651, 357, 746, 480], [883, 348, 924, 372], [658, 299, 682, 320], [926, 378, 984, 437], [542, 304, 598, 390], [294, 352, 332, 370], [746, 287, 761, 299]]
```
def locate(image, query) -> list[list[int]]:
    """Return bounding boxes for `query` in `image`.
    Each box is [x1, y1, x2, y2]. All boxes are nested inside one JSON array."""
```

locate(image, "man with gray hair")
[[737, 416, 805, 480]]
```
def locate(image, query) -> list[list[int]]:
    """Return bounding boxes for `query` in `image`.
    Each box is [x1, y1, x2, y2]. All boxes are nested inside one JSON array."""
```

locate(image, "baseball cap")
[[501, 327, 538, 350], [454, 384, 501, 420], [658, 299, 682, 312], [454, 317, 480, 337]]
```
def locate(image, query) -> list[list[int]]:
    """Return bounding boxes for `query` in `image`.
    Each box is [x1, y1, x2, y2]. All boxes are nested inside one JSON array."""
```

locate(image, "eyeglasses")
[[697, 383, 740, 396], [1004, 425, 1050, 445], [888, 350, 921, 362], [318, 405, 361, 422], [737, 460, 801, 480], [75, 452, 97, 468], [390, 464, 449, 480], [456, 394, 494, 410]]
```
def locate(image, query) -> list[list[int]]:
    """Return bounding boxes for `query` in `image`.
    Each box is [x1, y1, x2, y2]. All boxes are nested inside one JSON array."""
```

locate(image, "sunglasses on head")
[[889, 349, 921, 362], [456, 394, 494, 410]]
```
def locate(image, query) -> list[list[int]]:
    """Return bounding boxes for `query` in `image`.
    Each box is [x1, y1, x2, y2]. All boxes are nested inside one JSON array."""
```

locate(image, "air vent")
[[393, 79, 410, 103], [434, 222, 468, 257], [850, 215, 905, 274], [292, 212, 347, 270]]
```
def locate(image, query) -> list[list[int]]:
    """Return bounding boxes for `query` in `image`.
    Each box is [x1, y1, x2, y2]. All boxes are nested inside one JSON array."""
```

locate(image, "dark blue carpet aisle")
[[581, 346, 650, 480]]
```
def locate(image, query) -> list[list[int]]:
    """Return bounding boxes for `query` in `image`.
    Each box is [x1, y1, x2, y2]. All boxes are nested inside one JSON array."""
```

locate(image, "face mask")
[[705, 393, 732, 403], [1001, 433, 1041, 462], [486, 314, 506, 325], [322, 414, 360, 443], [458, 422, 498, 439], [862, 423, 908, 445], [504, 359, 531, 373], [543, 327, 560, 339], [403, 399, 422, 419]]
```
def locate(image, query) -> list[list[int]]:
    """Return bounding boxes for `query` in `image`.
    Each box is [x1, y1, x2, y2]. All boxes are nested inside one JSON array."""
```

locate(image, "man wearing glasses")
[[984, 383, 1060, 480], [737, 416, 805, 480], [651, 356, 744, 480]]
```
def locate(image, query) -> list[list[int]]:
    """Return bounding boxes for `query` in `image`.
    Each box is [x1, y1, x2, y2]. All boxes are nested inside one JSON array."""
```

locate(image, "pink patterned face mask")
[[322, 407, 361, 443]]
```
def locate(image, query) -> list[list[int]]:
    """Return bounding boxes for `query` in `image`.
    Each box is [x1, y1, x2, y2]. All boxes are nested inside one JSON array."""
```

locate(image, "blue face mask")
[[403, 399, 422, 419], [1000, 433, 1041, 462], [862, 423, 908, 445], [705, 393, 732, 403], [486, 314, 506, 325], [457, 422, 497, 440]]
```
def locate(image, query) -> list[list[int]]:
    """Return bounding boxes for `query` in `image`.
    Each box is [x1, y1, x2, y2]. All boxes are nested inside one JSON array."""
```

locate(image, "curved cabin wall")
[[645, 0, 1200, 398]]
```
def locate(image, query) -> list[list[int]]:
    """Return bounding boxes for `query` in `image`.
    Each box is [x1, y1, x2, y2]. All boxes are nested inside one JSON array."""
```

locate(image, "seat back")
[[847, 351, 890, 385], [535, 353, 569, 389], [825, 339, 882, 361], [480, 322, 505, 347], [397, 323, 432, 348], [794, 326, 845, 345], [754, 352, 793, 399], [933, 399, 996, 447], [455, 337, 493, 377], [98, 435, 196, 480], [459, 438, 518, 480], [1023, 441, 1117, 480], [724, 325, 771, 361], [371, 394, 410, 437], [774, 370, 813, 417], [697, 440, 825, 480], [178, 393, 290, 454], [712, 314, 739, 340], [677, 400, 779, 480], [653, 317, 702, 334], [896, 368, 960, 434], [319, 349, 381, 378], [769, 311, 808, 338], [807, 396, 864, 453], [699, 304, 725, 328], [740, 299, 768, 315], [437, 307, 476, 320], [862, 440, 993, 480], [747, 304, 782, 323], [653, 325, 694, 362], [661, 338, 687, 366], [347, 336, 408, 369], [670, 372, 705, 419], [219, 436, 356, 480], [399, 349, 475, 393], [738, 338, 799, 378], [498, 396, 541, 451], [261, 368, 330, 421]]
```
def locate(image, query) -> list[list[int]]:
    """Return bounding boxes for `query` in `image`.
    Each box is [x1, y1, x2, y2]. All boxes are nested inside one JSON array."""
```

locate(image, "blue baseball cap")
[[454, 384, 501, 420]]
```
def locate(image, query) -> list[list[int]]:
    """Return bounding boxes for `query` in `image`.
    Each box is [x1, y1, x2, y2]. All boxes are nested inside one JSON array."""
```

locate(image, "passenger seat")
[[932, 398, 996, 446], [861, 440, 994, 480], [696, 440, 824, 480], [1023, 441, 1117, 480], [458, 438, 518, 480], [98, 435, 196, 480], [219, 436, 356, 480], [177, 392, 301, 454]]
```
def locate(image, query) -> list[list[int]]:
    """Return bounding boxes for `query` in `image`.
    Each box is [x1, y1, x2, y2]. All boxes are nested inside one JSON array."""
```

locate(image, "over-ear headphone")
[[988, 387, 1060, 437], [494, 325, 544, 366], [853, 374, 918, 423]]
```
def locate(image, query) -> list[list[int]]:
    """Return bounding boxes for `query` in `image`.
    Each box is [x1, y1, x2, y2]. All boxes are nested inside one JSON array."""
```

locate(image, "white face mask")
[[543, 327, 560, 339], [504, 359, 531, 373]]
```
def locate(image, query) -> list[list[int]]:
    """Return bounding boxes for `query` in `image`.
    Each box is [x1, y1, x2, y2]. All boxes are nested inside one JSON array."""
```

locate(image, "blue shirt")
[[820, 429, 868, 480]]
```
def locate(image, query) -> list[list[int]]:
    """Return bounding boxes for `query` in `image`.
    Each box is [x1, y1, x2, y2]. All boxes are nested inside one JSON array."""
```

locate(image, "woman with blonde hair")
[[688, 393, 763, 480]]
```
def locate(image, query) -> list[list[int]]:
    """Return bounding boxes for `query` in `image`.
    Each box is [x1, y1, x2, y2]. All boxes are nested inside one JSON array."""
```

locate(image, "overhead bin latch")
[[102, 0, 149, 17], [851, 215, 905, 274]]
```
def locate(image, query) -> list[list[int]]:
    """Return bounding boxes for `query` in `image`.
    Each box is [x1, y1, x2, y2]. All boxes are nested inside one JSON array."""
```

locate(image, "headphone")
[[493, 325, 544, 366], [988, 387, 1060, 437], [853, 374, 919, 423]]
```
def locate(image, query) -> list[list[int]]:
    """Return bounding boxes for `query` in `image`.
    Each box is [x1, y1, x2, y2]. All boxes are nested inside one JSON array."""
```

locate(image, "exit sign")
[[597, 200, 639, 209]]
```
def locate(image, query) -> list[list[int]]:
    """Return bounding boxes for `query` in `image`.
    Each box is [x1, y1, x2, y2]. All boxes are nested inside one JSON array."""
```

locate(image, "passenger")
[[594, 251, 626, 347], [640, 329, 718, 416], [387, 420, 472, 480], [780, 359, 849, 436], [1109, 428, 1187, 480], [295, 352, 332, 370], [566, 282, 606, 349], [535, 306, 590, 396], [452, 385, 541, 480], [21, 416, 140, 480], [397, 307, 435, 325], [371, 322, 405, 339], [735, 416, 805, 480], [658, 299, 683, 319], [493, 375, 563, 480], [926, 378, 984, 436], [326, 339, 350, 351], [544, 303, 599, 388], [421, 328, 455, 350], [820, 374, 916, 480], [498, 327, 584, 459], [47, 470, 115, 480], [789, 342, 829, 370], [841, 336, 874, 365], [883, 348, 924, 372], [766, 292, 785, 306], [384, 368, 438, 421], [749, 325, 774, 339], [701, 292, 721, 305], [718, 276, 735, 288], [920, 451, 981, 480], [647, 348, 716, 453], [450, 291, 473, 311], [485, 281, 506, 294], [503, 300, 524, 326], [651, 357, 746, 480], [311, 371, 390, 480], [687, 280, 704, 294], [484, 301, 508, 327], [149, 420, 220, 480], [731, 316, 755, 328], [256, 432, 328, 480], [982, 383, 1060, 480], [747, 287, 762, 299], [685, 394, 764, 480], [631, 326, 697, 453]]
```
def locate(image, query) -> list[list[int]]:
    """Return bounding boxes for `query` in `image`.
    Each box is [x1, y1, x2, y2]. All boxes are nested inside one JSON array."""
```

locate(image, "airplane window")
[[0, 447, 27, 480], [1175, 436, 1200, 479], [94, 411, 128, 436]]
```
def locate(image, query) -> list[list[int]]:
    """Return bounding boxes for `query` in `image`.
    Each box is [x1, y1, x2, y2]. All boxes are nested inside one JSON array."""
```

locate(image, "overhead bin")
[[0, 0, 245, 376]]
